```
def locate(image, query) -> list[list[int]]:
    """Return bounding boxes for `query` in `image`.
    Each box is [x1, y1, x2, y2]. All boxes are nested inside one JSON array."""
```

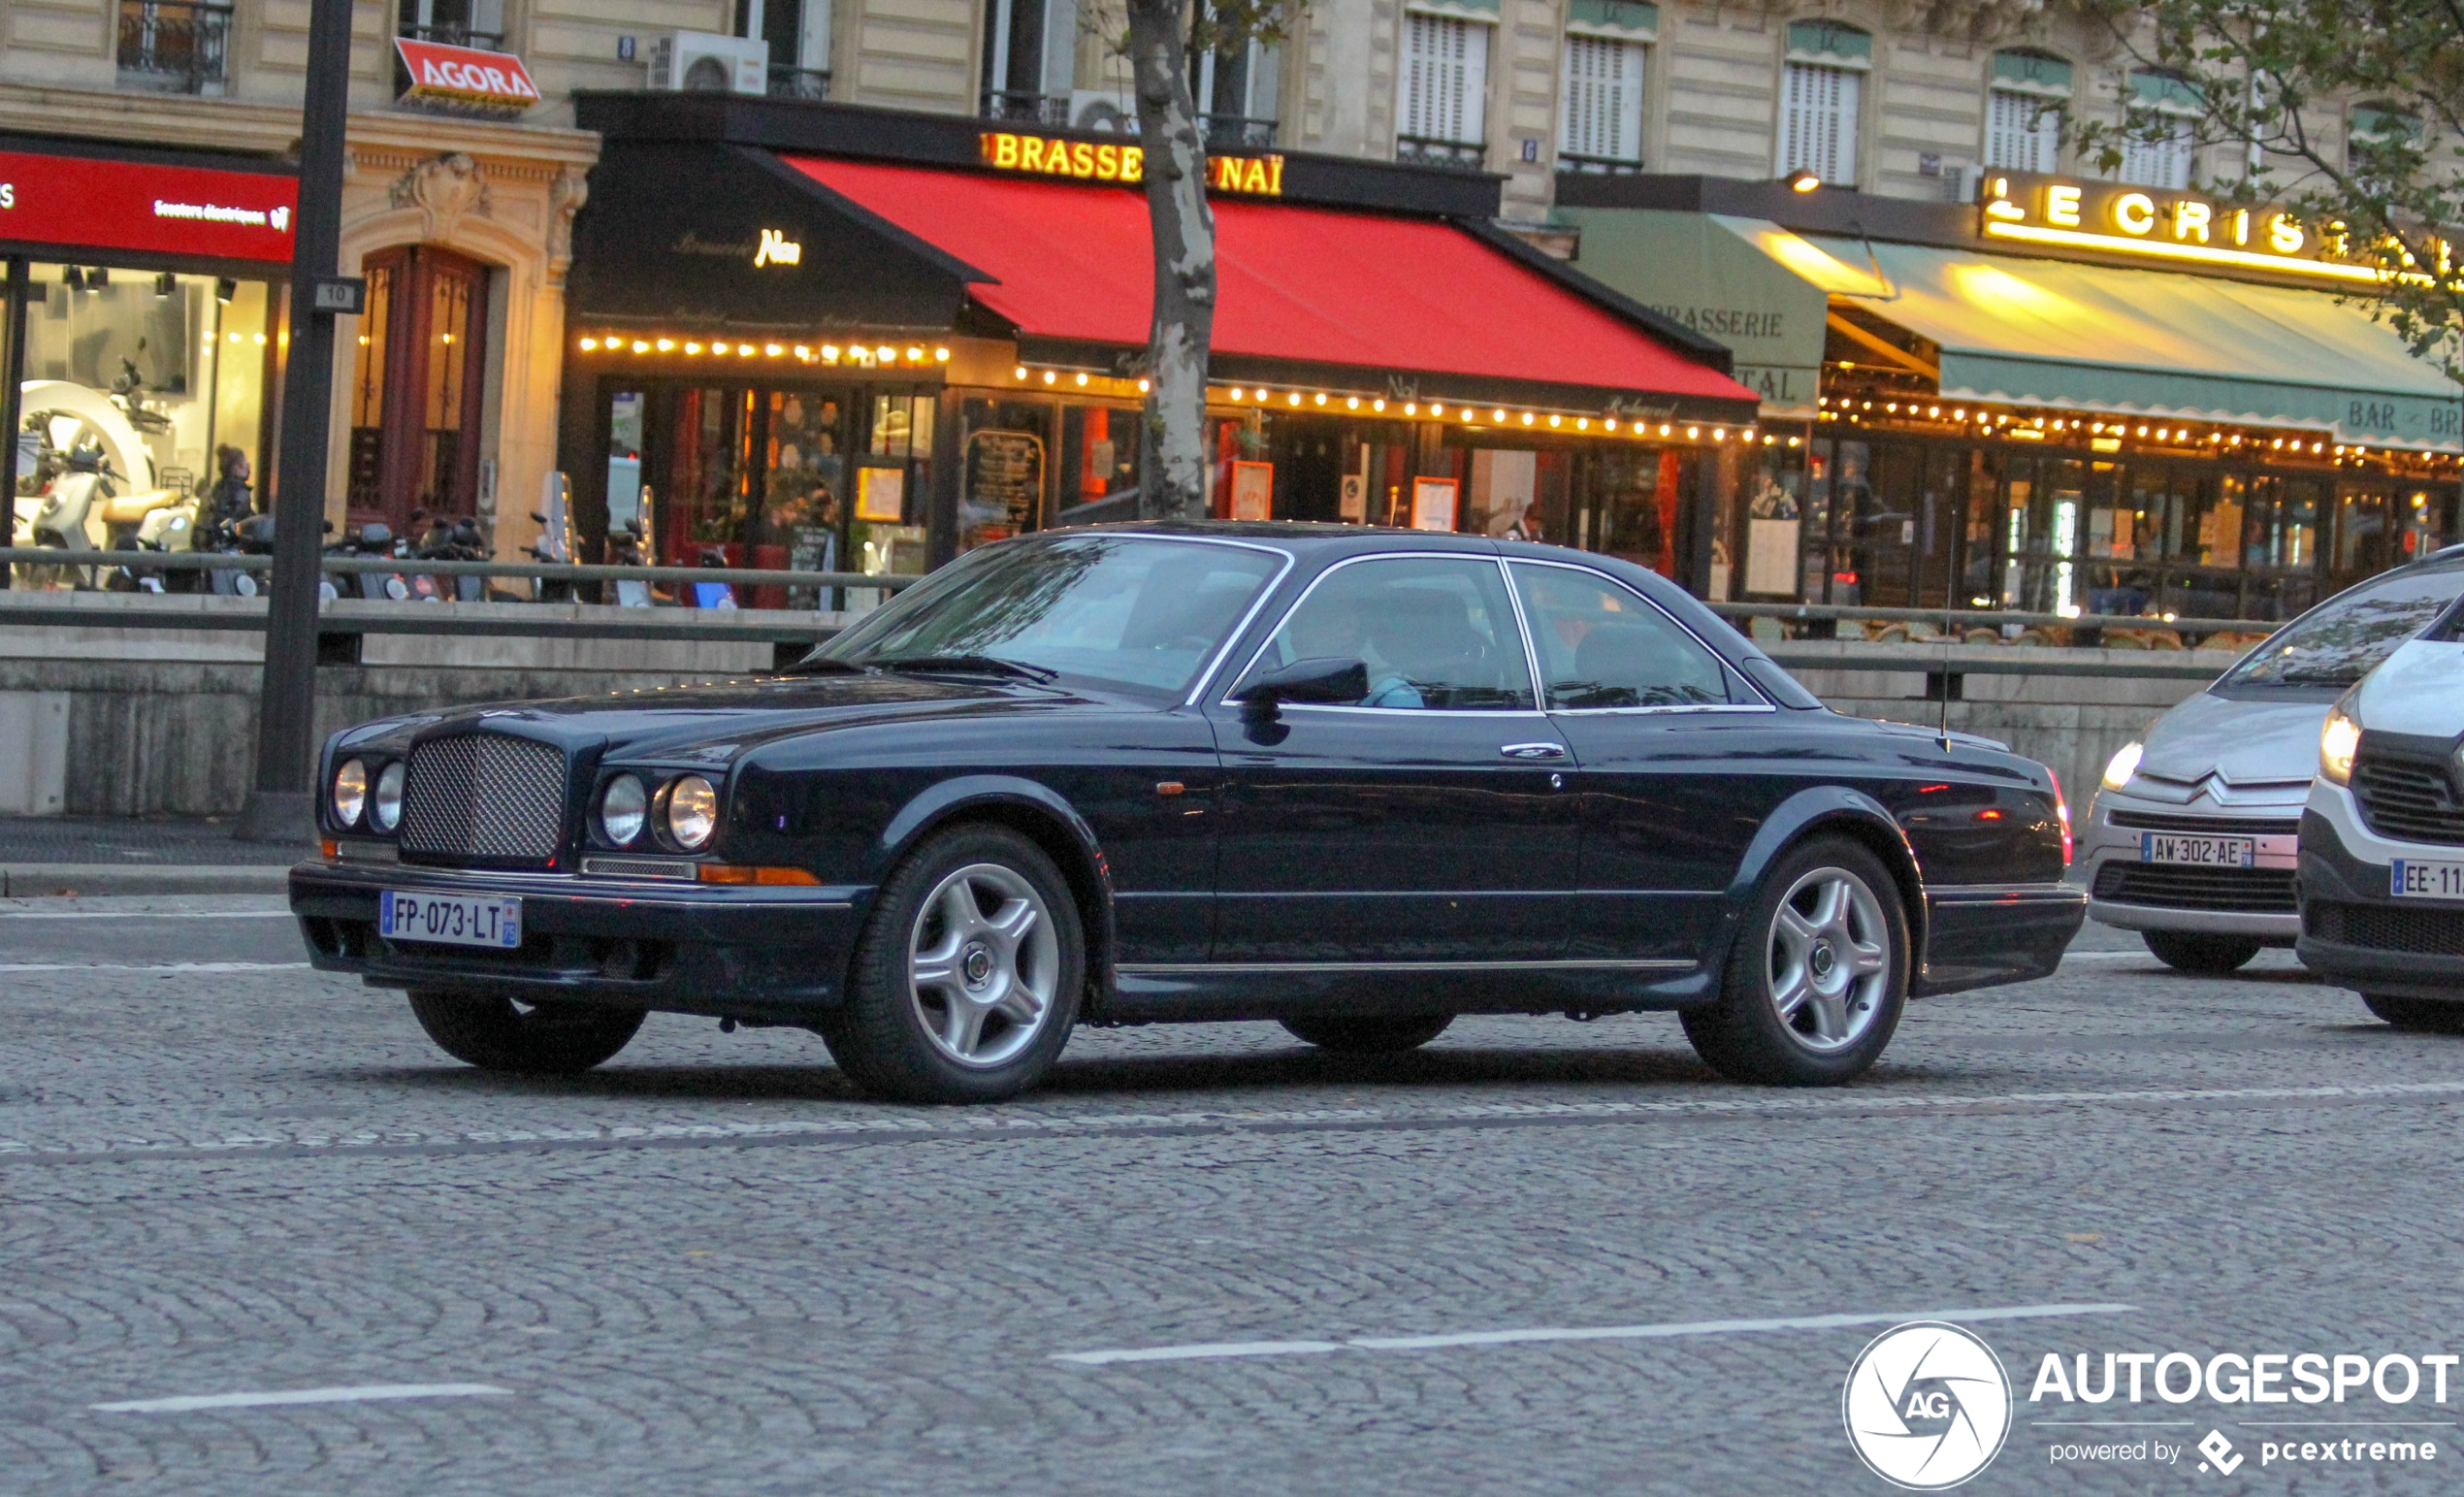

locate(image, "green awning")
[[1801, 235, 2464, 449]]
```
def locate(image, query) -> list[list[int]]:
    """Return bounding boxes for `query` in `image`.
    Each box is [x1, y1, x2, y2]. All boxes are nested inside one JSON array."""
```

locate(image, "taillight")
[[2050, 769, 2073, 867]]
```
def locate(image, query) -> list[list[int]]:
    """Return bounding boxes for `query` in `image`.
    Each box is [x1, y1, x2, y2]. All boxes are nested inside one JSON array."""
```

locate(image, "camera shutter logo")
[[1842, 1321, 2012, 1489]]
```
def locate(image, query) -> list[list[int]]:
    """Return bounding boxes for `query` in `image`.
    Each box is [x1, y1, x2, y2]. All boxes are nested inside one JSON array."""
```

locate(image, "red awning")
[[785, 156, 1752, 407]]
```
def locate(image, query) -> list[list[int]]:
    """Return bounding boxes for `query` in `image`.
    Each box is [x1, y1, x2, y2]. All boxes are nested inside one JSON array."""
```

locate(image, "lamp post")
[[233, 0, 356, 843]]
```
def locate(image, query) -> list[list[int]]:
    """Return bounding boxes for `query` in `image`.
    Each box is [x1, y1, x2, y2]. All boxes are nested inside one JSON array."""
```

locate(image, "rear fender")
[[1701, 787, 1927, 993]]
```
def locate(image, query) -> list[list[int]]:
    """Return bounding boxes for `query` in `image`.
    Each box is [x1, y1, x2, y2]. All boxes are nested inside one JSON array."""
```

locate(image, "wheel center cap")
[[962, 945, 994, 987], [1809, 941, 1837, 979]]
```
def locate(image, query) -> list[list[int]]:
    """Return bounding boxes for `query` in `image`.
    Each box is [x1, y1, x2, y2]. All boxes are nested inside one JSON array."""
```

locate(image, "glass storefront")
[[10, 262, 277, 570]]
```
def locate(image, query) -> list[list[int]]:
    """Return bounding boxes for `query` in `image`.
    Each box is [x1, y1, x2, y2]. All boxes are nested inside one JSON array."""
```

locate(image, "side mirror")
[[1238, 656, 1368, 716]]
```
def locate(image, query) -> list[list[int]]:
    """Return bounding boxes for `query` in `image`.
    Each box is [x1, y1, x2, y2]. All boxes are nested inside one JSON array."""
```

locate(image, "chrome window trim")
[[1216, 550, 1540, 712], [1504, 556, 1776, 712]]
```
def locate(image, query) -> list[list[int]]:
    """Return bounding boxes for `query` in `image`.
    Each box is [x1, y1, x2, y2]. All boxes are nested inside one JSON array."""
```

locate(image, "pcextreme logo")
[[1843, 1322, 2013, 1489]]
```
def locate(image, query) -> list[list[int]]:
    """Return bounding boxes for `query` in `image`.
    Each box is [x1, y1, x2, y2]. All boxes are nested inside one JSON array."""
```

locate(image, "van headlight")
[[598, 773, 649, 846], [2101, 740, 2144, 791], [330, 759, 368, 829], [370, 761, 405, 833], [663, 774, 719, 851], [2320, 705, 2362, 786]]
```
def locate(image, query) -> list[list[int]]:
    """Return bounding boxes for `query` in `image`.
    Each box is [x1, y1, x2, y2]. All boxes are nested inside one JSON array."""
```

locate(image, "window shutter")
[[1780, 60, 1858, 184], [1559, 36, 1644, 163], [1404, 14, 1488, 146], [2118, 112, 2192, 188], [1984, 87, 2058, 172]]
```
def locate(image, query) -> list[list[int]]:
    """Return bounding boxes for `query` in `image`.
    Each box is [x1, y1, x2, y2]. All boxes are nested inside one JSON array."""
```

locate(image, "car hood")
[[2134, 689, 2328, 790], [335, 669, 1085, 763], [2352, 638, 2464, 736]]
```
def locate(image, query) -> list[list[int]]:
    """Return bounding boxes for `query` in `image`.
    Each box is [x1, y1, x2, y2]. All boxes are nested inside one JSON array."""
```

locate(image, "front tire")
[[819, 825, 1085, 1103], [1682, 837, 1908, 1086], [405, 990, 645, 1075], [2143, 930, 2261, 974], [2361, 993, 2464, 1033], [1281, 1014, 1453, 1054]]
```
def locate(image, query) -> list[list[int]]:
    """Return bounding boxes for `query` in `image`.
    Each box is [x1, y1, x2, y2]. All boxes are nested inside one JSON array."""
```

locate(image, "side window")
[[1508, 562, 1735, 709], [1237, 556, 1536, 710]]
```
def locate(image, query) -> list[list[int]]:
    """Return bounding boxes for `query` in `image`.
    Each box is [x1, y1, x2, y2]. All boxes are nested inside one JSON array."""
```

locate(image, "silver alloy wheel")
[[1764, 864, 1892, 1054], [906, 861, 1060, 1069]]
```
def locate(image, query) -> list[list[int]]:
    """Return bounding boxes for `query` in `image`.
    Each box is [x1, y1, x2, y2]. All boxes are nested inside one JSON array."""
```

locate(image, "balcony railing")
[[1558, 151, 1646, 175], [982, 90, 1075, 128], [767, 64, 830, 100], [117, 0, 232, 94], [399, 21, 503, 49], [1395, 134, 1486, 169], [1202, 114, 1277, 149]]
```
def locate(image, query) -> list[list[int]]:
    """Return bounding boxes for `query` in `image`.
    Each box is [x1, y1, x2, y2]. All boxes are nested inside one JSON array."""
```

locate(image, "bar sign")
[[308, 276, 367, 315]]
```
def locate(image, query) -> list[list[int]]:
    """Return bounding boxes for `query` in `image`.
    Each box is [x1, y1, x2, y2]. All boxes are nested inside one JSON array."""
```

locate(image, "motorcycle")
[[324, 521, 411, 601], [407, 509, 489, 602]]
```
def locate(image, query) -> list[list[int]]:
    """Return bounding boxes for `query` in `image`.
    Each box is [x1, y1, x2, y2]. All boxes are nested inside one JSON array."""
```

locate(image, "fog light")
[[330, 759, 368, 829], [600, 772, 649, 846], [370, 761, 405, 832], [664, 774, 718, 850]]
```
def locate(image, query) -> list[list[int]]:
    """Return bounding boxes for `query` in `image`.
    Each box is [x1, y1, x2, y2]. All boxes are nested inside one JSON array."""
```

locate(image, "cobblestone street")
[[1, 898, 2454, 1495]]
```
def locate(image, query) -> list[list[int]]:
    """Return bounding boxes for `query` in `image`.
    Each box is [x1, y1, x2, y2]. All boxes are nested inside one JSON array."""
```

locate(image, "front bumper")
[[2295, 785, 2464, 1001], [2076, 785, 2304, 941], [289, 860, 870, 1019]]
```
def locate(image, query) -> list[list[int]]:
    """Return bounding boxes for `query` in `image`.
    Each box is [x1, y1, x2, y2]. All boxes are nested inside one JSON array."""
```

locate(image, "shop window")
[[1780, 22, 1867, 186], [14, 263, 272, 554], [2120, 71, 2198, 189], [1590, 446, 1680, 574], [1056, 404, 1140, 521], [345, 245, 491, 530], [855, 391, 933, 601], [959, 398, 1052, 552], [1399, 13, 1489, 166], [1984, 50, 2068, 173], [1559, 35, 1645, 171], [118, 0, 234, 94]]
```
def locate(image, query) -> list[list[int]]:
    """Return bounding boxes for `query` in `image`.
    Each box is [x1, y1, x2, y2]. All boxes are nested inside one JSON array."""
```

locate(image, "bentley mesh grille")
[[402, 733, 567, 864], [2307, 899, 2464, 956], [2091, 862, 2298, 913], [2351, 751, 2464, 846]]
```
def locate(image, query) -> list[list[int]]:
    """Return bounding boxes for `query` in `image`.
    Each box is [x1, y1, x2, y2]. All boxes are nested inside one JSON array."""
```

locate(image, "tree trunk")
[[1124, 0, 1215, 520]]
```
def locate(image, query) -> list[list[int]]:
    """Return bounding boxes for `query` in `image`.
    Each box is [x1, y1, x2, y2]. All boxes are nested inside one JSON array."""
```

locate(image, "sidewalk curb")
[[0, 864, 295, 898]]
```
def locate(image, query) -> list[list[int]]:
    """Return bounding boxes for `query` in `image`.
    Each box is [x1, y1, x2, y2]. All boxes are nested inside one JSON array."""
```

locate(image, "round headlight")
[[2101, 740, 2144, 792], [330, 759, 369, 829], [664, 774, 719, 851], [599, 773, 649, 846], [370, 761, 406, 832]]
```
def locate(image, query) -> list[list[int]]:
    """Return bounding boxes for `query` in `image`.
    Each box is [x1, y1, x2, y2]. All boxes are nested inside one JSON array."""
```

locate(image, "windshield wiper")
[[869, 654, 1058, 683]]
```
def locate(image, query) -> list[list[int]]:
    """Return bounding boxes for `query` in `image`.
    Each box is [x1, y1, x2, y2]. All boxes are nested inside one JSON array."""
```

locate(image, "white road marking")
[[5, 1081, 2460, 1161], [92, 1383, 510, 1414], [1055, 1302, 2136, 1366], [0, 961, 308, 973], [0, 910, 294, 921]]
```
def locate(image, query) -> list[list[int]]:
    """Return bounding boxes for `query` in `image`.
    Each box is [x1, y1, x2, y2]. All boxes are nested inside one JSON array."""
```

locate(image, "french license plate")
[[2139, 831, 2256, 868], [2391, 860, 2464, 901], [378, 890, 523, 949]]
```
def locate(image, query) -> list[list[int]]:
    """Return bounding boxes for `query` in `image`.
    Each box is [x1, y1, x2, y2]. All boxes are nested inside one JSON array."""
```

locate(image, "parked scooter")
[[324, 521, 411, 601], [689, 544, 738, 610], [608, 517, 655, 607], [408, 509, 489, 602]]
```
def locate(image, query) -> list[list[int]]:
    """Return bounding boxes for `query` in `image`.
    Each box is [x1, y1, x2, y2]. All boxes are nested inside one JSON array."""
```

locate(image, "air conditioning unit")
[[648, 32, 768, 94], [1069, 89, 1134, 133]]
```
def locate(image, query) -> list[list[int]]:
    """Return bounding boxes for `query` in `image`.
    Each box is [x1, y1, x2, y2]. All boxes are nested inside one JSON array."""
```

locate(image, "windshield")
[[2221, 567, 2464, 691], [810, 535, 1286, 701]]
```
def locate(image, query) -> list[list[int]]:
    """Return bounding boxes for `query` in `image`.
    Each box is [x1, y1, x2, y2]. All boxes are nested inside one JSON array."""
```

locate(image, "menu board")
[[966, 430, 1045, 537]]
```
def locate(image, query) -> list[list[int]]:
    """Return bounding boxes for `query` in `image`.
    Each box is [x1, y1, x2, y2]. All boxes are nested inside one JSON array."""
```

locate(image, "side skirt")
[[1106, 959, 1710, 1024]]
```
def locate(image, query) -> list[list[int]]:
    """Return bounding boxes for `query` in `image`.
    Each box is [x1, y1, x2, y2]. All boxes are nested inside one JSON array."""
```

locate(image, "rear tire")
[[2142, 930, 2261, 974], [1682, 836, 1908, 1086], [817, 824, 1084, 1104], [405, 990, 645, 1075], [2361, 993, 2464, 1033], [1280, 1014, 1453, 1054]]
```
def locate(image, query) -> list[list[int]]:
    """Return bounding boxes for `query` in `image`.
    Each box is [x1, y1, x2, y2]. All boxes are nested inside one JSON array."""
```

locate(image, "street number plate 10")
[[2391, 861, 2464, 901], [379, 890, 524, 948], [2138, 832, 2256, 868]]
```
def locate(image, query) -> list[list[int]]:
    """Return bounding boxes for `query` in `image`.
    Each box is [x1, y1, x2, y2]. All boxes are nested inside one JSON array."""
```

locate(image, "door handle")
[[1500, 742, 1567, 761]]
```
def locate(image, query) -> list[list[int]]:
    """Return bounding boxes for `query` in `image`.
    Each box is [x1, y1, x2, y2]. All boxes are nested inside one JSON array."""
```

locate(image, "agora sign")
[[979, 131, 1285, 196]]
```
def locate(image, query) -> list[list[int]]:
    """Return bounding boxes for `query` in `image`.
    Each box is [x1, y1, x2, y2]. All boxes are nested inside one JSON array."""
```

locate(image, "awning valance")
[[1794, 234, 2462, 449]]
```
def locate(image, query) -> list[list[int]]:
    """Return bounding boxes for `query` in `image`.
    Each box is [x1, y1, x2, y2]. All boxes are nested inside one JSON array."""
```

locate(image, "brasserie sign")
[[979, 132, 1286, 196]]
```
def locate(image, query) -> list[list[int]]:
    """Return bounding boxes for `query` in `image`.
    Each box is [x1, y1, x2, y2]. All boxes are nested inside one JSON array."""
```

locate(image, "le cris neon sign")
[[979, 132, 1286, 196], [1976, 171, 2382, 284]]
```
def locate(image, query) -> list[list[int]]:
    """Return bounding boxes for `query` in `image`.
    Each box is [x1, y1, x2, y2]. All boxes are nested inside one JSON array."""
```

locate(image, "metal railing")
[[398, 21, 503, 48], [116, 0, 232, 93], [1706, 600, 2276, 641], [767, 64, 830, 100], [1558, 151, 1645, 175], [1395, 135, 1486, 168], [1202, 114, 1278, 148], [981, 90, 1073, 127]]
